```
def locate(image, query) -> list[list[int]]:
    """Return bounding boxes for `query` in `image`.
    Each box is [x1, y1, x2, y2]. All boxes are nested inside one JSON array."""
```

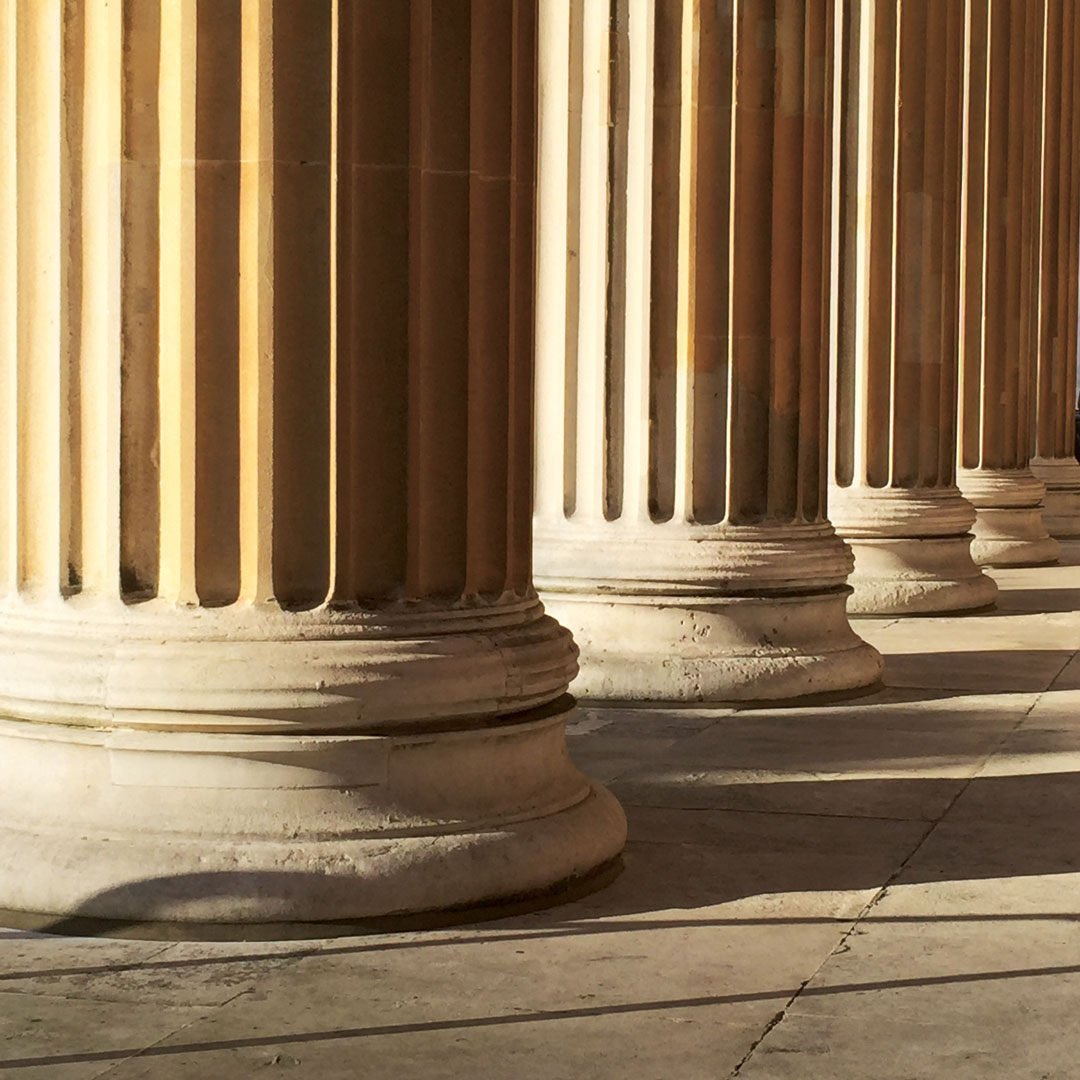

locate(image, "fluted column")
[[957, 0, 1060, 565], [0, 1, 624, 923], [534, 0, 882, 702], [828, 0, 997, 613], [1031, 0, 1080, 537]]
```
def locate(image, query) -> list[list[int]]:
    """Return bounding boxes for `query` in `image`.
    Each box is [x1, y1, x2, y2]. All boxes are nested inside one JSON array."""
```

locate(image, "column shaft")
[[534, 0, 882, 701], [957, 0, 1060, 565], [829, 0, 996, 613], [0, 0, 624, 923], [1031, 0, 1080, 536]]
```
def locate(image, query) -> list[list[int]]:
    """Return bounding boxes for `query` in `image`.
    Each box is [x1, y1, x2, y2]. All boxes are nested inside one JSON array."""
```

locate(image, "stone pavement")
[[2, 547, 1080, 1079]]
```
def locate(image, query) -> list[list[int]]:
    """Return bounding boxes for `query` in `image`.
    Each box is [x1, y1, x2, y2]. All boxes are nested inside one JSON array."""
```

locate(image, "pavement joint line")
[[725, 655, 1053, 1077], [81, 1000, 231, 1080]]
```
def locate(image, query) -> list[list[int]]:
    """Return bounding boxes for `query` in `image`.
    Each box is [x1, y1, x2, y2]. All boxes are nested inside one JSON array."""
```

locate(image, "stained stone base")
[[539, 589, 884, 702], [1030, 456, 1080, 539], [958, 467, 1061, 567]]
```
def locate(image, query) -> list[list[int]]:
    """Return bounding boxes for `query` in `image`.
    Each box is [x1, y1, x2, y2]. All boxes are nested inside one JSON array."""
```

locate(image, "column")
[[828, 0, 997, 613], [0, 0, 625, 923], [1031, 0, 1080, 537], [957, 0, 1060, 565], [534, 0, 883, 701]]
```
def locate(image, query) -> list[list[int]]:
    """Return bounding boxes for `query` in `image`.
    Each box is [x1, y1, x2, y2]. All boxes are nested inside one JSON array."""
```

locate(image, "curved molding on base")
[[538, 589, 883, 702], [844, 536, 998, 614], [969, 516, 1062, 566], [827, 486, 995, 614], [829, 484, 977, 537], [534, 522, 855, 594], [0, 700, 628, 922], [1030, 456, 1080, 538], [0, 596, 577, 733], [958, 467, 1060, 567]]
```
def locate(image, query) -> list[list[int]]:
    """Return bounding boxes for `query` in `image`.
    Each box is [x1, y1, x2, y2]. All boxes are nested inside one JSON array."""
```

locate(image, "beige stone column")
[[534, 0, 882, 702], [957, 0, 1060, 565], [0, 0, 625, 923], [829, 0, 997, 614], [1031, 0, 1080, 537]]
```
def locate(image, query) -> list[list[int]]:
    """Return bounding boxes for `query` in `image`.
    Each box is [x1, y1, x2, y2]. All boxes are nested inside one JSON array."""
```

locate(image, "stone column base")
[[843, 536, 998, 614], [830, 487, 997, 614], [0, 602, 626, 922], [540, 589, 883, 702], [0, 703, 626, 923], [958, 468, 1061, 566], [536, 525, 882, 702], [1030, 456, 1080, 538]]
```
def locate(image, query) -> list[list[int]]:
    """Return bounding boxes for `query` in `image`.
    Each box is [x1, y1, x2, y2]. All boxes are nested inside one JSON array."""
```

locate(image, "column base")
[[0, 598, 626, 923], [958, 468, 1061, 567], [1030, 456, 1080, 538], [843, 536, 998, 614], [539, 588, 883, 702], [829, 486, 996, 614], [0, 699, 627, 922]]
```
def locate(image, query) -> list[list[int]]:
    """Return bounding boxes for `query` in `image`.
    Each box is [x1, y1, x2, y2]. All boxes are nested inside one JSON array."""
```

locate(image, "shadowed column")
[[828, 0, 997, 613], [0, 0, 625, 923], [1031, 0, 1080, 537], [957, 0, 1060, 566], [534, 0, 882, 702]]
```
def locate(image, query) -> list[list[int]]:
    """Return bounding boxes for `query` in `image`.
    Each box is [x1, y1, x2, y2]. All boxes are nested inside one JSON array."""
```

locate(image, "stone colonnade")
[[537, 0, 1080, 703], [0, 0, 624, 922], [1, 0, 1079, 923]]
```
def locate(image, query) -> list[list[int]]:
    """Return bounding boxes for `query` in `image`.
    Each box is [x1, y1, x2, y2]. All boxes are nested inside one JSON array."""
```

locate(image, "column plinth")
[[0, 1, 625, 923], [828, 0, 996, 614], [537, 524, 870, 702], [829, 488, 996, 615], [956, 468, 1062, 565], [1030, 458, 1080, 537], [534, 0, 882, 702], [958, 0, 1060, 566]]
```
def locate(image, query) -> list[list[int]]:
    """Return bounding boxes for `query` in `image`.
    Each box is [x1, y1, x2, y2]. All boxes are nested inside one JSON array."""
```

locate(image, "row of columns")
[[0, 0, 1076, 923], [536, 0, 1080, 700]]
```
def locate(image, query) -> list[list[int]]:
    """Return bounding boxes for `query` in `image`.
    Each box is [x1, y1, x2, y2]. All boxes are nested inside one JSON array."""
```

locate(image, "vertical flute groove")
[[16, 4, 68, 596], [238, 0, 274, 604], [572, 0, 610, 523], [0, 0, 17, 594], [534, 0, 572, 522], [621, 0, 655, 525], [79, 0, 123, 597], [156, 0, 198, 605]]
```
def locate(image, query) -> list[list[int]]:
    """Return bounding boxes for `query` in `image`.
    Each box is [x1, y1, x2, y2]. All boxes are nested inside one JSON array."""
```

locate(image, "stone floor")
[[4, 548, 1080, 1078]]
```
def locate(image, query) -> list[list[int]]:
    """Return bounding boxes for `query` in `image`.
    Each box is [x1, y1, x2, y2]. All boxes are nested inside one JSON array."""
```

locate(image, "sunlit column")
[[1031, 0, 1080, 537], [533, 0, 882, 701], [0, 0, 625, 923], [957, 0, 1060, 565], [828, 0, 997, 613]]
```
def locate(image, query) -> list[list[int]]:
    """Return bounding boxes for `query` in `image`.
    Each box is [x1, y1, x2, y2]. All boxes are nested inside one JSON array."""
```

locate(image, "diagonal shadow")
[[2, 961, 1080, 1070]]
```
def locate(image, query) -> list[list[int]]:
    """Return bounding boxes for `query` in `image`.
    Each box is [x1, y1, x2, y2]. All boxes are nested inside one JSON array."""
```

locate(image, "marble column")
[[1031, 0, 1080, 537], [0, 0, 625, 923], [957, 0, 1060, 565], [534, 0, 883, 701], [828, 0, 997, 614]]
